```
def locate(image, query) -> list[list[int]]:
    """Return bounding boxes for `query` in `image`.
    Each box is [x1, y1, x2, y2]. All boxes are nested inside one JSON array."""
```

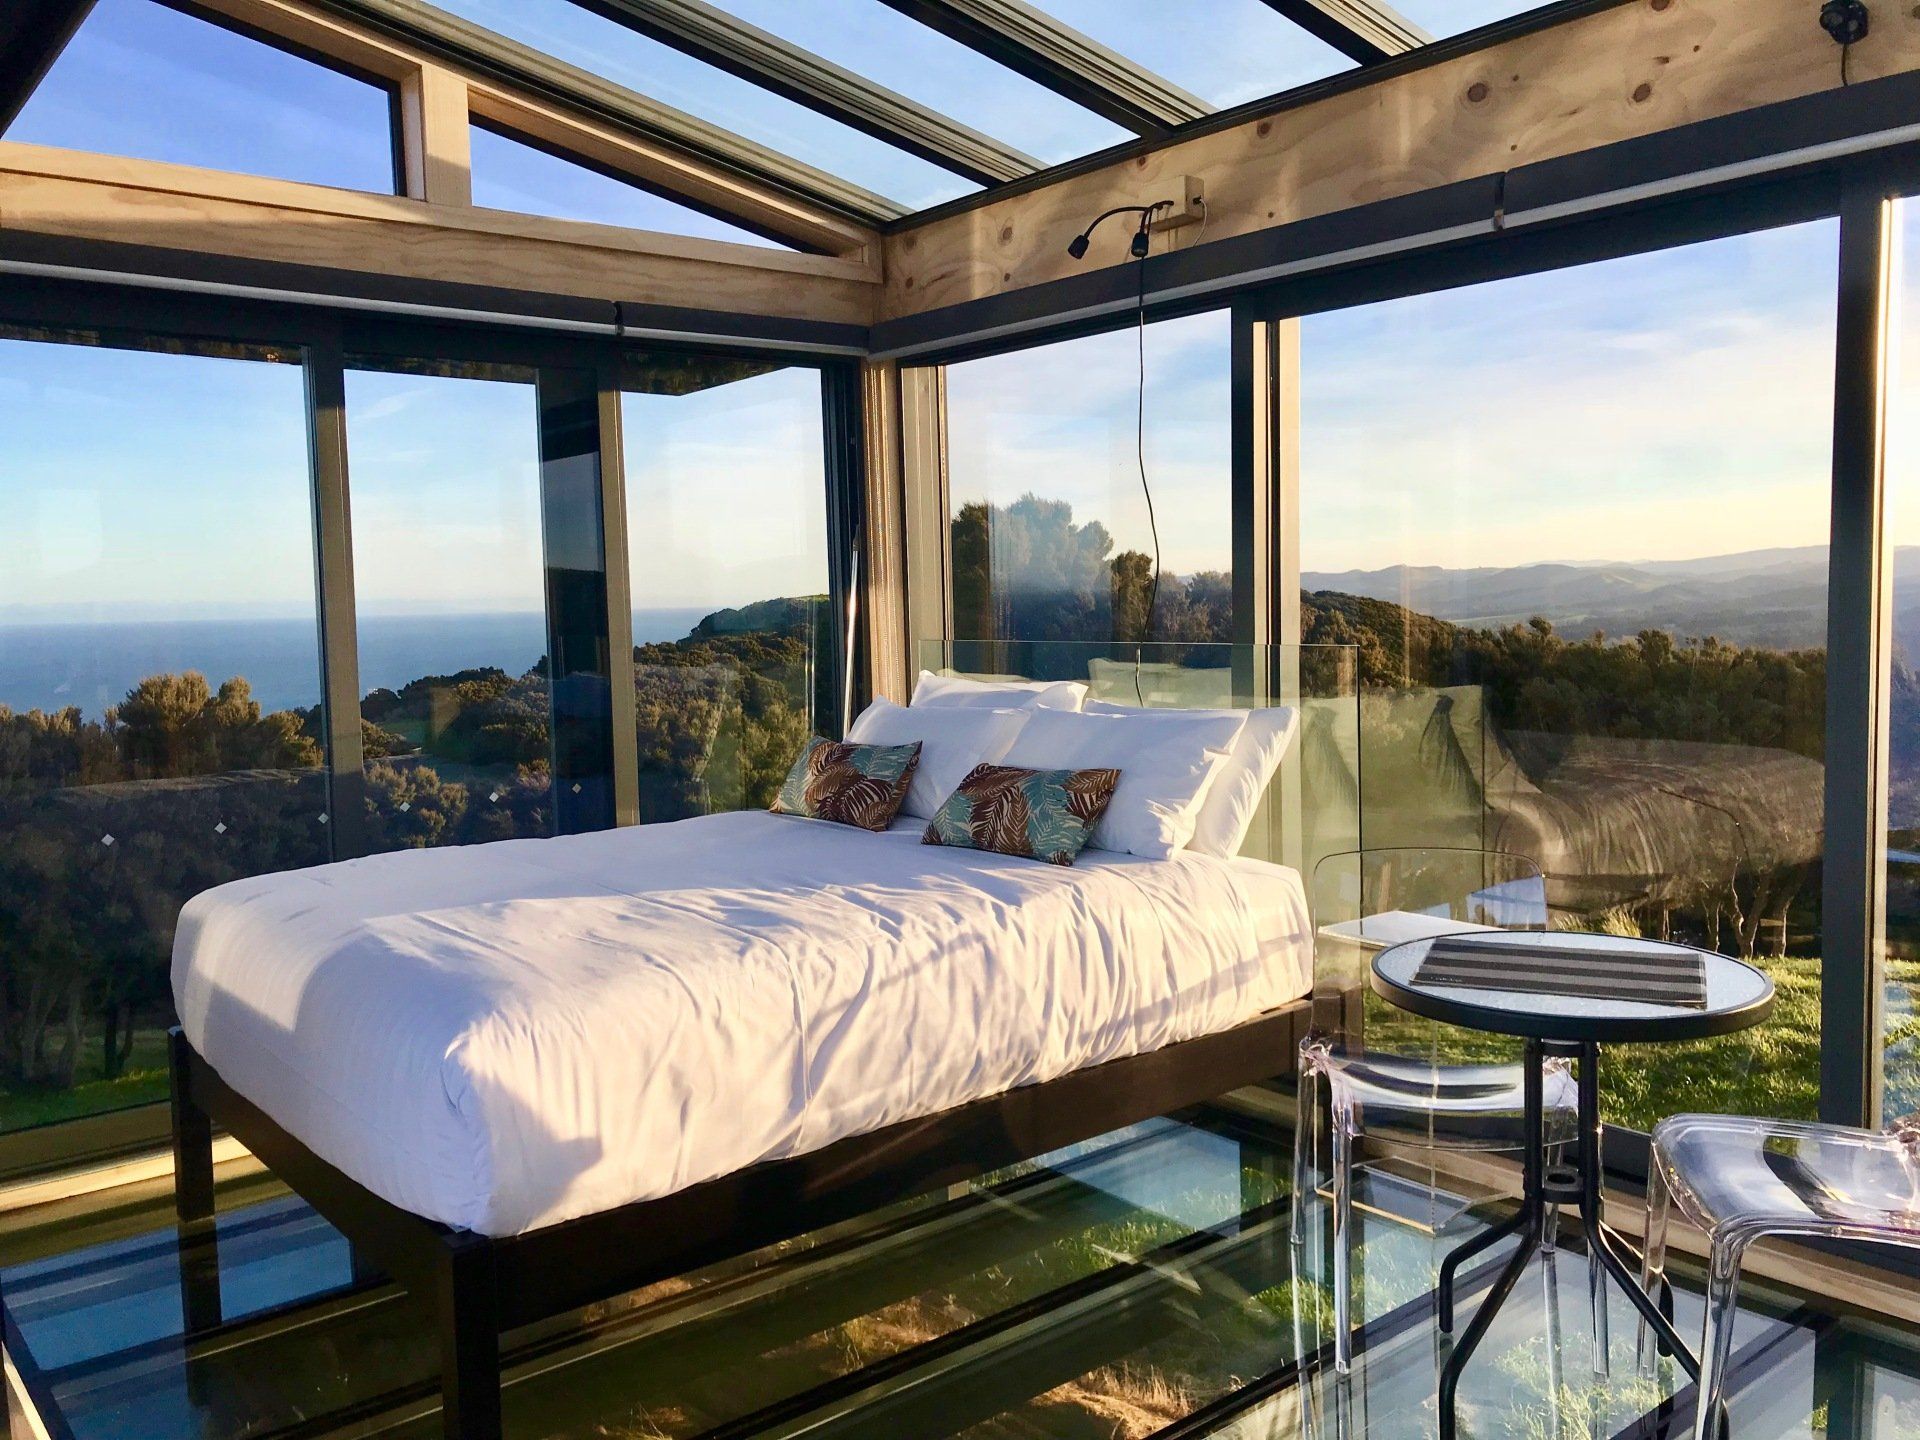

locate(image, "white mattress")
[[172, 811, 1311, 1237]]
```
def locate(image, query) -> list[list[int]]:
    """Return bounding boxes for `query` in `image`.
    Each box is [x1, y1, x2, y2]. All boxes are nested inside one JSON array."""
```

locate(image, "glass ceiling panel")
[[711, 0, 1130, 167], [6, 0, 397, 193], [1035, 0, 1357, 111], [469, 122, 785, 247], [1393, 0, 1552, 37], [431, 0, 977, 211]]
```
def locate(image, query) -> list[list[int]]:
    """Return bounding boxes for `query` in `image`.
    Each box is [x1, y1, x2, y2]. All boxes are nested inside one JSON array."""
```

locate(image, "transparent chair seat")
[[1306, 1043, 1581, 1150], [1642, 1112, 1920, 1440], [1652, 1114, 1920, 1238]]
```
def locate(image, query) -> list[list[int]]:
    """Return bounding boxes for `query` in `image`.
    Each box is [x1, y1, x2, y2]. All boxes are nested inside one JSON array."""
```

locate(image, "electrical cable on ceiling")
[[1134, 208, 1162, 653]]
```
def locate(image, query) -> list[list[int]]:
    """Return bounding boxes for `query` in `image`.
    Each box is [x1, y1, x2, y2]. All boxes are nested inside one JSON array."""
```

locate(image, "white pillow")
[[998, 707, 1246, 859], [847, 698, 1029, 821], [911, 670, 1087, 712], [1087, 701, 1301, 858]]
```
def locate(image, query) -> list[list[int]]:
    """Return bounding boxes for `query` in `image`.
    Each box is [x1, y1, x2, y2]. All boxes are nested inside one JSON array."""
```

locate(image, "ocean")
[[0, 609, 715, 718]]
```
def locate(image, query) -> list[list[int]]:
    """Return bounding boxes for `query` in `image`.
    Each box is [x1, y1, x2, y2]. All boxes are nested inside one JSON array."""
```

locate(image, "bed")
[[169, 807, 1312, 1438]]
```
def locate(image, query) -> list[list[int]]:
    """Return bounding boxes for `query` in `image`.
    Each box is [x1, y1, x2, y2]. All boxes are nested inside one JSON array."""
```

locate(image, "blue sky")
[[949, 218, 1851, 582], [0, 0, 1896, 622]]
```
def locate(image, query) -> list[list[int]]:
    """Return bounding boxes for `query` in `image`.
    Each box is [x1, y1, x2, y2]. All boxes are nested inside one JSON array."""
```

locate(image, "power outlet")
[[1147, 176, 1206, 233]]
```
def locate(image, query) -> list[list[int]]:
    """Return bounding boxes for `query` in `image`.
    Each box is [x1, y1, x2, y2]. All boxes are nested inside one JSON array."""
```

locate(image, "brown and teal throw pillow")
[[771, 736, 922, 831], [922, 763, 1121, 866]]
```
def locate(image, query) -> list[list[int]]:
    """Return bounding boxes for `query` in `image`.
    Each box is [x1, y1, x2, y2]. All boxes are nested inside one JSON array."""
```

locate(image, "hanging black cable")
[[1134, 209, 1162, 649]]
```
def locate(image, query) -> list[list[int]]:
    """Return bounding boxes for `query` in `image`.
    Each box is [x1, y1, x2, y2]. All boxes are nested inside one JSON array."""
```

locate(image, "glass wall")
[[621, 356, 831, 821], [344, 361, 555, 853], [944, 311, 1234, 649], [1296, 221, 1840, 1127], [0, 329, 328, 1133], [5, 0, 399, 193]]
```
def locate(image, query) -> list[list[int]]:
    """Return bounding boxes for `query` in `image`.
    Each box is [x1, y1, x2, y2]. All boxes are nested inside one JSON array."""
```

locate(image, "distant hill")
[[1298, 546, 1917, 652], [687, 595, 827, 639]]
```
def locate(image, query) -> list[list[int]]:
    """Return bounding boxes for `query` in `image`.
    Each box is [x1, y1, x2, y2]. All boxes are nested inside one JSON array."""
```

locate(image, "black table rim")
[[1368, 932, 1776, 1044]]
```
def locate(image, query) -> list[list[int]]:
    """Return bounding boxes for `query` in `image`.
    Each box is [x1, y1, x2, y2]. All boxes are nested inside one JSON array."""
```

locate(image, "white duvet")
[[172, 811, 1311, 1237]]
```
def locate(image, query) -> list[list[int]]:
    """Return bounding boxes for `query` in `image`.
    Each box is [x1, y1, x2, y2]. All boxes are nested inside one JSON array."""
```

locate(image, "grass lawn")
[[0, 1028, 171, 1134]]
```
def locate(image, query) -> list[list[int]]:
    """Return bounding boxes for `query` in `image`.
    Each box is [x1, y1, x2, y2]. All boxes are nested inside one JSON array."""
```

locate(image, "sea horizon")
[[0, 608, 720, 717]]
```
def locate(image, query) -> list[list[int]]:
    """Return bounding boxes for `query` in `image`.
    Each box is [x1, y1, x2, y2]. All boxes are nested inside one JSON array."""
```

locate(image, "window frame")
[[901, 152, 1920, 1167], [0, 278, 861, 1178]]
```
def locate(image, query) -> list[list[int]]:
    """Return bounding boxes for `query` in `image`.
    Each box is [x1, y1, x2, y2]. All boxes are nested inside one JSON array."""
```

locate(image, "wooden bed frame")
[[168, 1001, 1308, 1439]]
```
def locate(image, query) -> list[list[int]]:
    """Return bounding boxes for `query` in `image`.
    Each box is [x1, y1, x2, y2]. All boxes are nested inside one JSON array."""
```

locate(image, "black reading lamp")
[[1064, 200, 1172, 681], [1065, 204, 1165, 261]]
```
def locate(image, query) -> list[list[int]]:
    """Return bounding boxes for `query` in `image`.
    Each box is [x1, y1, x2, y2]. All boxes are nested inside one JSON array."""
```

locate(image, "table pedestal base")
[[1432, 1040, 1699, 1440]]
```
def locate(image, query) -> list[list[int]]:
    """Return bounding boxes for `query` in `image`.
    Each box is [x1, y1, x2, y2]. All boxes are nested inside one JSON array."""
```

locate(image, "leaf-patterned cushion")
[[921, 763, 1121, 865], [770, 736, 922, 831]]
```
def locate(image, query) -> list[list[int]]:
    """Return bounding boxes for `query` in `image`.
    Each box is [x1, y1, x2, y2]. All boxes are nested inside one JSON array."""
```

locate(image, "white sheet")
[[172, 810, 1311, 1237]]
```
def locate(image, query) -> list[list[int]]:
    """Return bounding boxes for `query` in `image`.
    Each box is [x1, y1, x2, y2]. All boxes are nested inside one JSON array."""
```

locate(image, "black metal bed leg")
[[169, 1029, 222, 1338], [438, 1234, 503, 1440]]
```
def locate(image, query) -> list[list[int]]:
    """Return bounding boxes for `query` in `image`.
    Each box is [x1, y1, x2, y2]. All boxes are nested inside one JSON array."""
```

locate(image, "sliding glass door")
[[620, 353, 832, 821], [1291, 221, 1840, 1130], [343, 360, 557, 853]]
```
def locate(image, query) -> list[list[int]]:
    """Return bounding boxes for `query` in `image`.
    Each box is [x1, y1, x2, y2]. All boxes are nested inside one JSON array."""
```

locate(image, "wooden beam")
[[186, 0, 885, 253], [881, 0, 1920, 319], [400, 63, 471, 206], [859, 359, 911, 703], [0, 142, 879, 324], [899, 364, 949, 661]]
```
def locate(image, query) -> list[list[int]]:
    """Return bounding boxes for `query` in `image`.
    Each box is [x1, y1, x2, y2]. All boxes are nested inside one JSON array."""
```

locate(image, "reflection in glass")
[[0, 331, 327, 1132], [469, 122, 785, 248], [1298, 220, 1840, 1127], [5, 0, 398, 192], [944, 311, 1233, 645], [345, 362, 554, 852], [621, 357, 830, 822]]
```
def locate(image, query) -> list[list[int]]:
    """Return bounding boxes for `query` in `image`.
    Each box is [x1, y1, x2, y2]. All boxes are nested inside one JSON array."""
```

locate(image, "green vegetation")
[[0, 600, 825, 1134]]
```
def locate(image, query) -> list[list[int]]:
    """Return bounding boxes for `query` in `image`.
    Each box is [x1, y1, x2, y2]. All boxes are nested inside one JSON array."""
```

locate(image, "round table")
[[1367, 930, 1775, 1440]]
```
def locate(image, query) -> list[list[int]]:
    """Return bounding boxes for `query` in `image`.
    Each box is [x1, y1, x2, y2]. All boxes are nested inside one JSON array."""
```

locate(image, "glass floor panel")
[[3, 1107, 1917, 1440]]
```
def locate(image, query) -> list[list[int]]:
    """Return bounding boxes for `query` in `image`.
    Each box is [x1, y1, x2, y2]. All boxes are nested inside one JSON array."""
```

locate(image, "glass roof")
[[433, 0, 979, 211], [7, 0, 397, 193], [6, 0, 1570, 233], [1035, 0, 1358, 110], [468, 122, 786, 248], [709, 0, 1130, 168], [1393, 1, 1550, 39]]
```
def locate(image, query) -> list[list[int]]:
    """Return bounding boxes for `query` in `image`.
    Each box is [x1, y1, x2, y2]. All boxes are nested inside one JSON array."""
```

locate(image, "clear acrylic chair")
[[1295, 847, 1589, 1374], [1640, 1111, 1920, 1439]]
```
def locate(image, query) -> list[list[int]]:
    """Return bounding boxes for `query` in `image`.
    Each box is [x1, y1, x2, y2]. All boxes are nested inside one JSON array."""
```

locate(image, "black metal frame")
[[1254, 0, 1429, 65], [873, 0, 1206, 135], [169, 1002, 1307, 1439], [0, 0, 95, 129]]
